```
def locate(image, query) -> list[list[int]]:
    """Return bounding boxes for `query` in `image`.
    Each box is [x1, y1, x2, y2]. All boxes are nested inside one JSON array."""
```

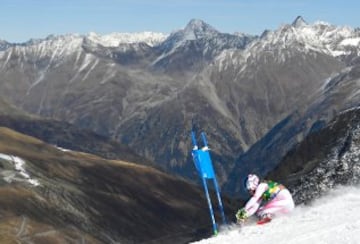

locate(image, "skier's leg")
[[257, 190, 295, 217]]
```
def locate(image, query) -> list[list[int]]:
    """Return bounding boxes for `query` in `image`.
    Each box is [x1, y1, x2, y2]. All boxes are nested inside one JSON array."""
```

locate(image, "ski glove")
[[236, 208, 248, 223]]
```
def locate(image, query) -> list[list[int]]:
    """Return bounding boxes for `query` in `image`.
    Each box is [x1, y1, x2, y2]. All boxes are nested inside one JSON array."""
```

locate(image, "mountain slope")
[[225, 63, 360, 196], [267, 107, 360, 204], [0, 127, 237, 243], [0, 98, 30, 117], [0, 115, 154, 167]]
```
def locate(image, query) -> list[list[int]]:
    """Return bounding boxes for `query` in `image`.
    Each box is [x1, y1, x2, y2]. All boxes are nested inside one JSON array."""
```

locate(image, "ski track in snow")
[[193, 186, 360, 244]]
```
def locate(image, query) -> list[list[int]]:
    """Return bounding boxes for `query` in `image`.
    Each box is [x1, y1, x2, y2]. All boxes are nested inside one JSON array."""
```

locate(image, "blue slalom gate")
[[191, 130, 226, 235]]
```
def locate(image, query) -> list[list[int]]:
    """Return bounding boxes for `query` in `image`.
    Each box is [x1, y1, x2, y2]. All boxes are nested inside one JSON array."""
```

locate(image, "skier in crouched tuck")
[[236, 174, 295, 225]]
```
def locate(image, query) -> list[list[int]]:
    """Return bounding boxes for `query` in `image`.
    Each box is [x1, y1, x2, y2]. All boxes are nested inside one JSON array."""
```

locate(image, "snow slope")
[[193, 186, 360, 244], [0, 153, 40, 186]]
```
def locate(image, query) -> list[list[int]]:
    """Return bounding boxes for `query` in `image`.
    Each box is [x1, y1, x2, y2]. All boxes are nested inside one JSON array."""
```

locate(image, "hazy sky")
[[1, 0, 359, 42]]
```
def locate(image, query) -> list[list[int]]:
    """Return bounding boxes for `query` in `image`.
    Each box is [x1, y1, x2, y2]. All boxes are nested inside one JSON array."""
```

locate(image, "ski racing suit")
[[244, 181, 295, 218]]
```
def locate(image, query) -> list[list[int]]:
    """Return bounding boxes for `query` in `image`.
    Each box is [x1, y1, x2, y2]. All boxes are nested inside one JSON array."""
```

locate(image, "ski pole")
[[191, 131, 198, 150], [201, 176, 218, 235], [213, 177, 227, 225], [201, 132, 208, 149]]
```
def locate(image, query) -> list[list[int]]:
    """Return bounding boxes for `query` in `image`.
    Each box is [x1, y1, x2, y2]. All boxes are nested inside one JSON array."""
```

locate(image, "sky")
[[1, 0, 359, 43], [193, 185, 360, 244]]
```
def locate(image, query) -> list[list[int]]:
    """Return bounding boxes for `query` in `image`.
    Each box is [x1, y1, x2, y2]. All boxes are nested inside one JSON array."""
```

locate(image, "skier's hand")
[[236, 208, 247, 224]]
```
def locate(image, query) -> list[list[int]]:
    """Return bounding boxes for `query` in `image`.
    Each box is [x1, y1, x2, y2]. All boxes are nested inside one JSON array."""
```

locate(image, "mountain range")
[[0, 15, 360, 242]]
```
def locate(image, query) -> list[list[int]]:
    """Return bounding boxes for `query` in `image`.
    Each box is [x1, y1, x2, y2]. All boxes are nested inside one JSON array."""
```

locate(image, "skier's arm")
[[244, 183, 267, 217]]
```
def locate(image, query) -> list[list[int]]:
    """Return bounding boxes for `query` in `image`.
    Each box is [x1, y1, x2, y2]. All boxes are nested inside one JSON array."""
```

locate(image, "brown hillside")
[[0, 127, 235, 243]]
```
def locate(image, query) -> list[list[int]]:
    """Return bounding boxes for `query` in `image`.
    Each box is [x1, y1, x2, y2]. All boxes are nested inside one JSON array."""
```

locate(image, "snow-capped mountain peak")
[[158, 19, 220, 51], [0, 39, 11, 50], [242, 17, 360, 60], [183, 19, 219, 40], [292, 16, 308, 28], [26, 33, 83, 45], [86, 31, 168, 47], [152, 19, 255, 71], [0, 33, 84, 66]]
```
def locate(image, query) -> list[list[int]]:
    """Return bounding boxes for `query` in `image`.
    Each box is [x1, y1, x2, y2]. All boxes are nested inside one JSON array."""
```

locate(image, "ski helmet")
[[245, 174, 259, 191]]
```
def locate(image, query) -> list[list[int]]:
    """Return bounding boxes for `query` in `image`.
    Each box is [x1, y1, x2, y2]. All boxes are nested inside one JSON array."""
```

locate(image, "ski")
[[257, 217, 272, 225]]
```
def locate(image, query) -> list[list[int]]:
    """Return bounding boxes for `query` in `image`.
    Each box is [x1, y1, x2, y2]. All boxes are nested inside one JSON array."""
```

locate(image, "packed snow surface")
[[193, 186, 360, 244]]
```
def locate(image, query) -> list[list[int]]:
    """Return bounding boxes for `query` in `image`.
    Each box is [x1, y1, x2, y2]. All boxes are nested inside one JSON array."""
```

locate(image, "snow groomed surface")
[[193, 185, 360, 244]]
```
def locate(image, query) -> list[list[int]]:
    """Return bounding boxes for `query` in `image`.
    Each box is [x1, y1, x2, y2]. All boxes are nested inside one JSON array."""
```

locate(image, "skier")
[[236, 174, 295, 224]]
